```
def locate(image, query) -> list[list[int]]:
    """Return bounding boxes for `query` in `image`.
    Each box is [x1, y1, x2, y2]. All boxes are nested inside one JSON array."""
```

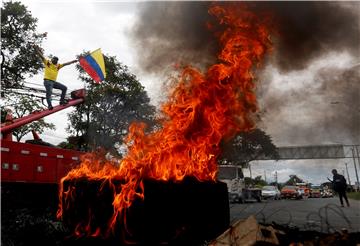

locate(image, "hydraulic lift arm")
[[1, 89, 85, 139]]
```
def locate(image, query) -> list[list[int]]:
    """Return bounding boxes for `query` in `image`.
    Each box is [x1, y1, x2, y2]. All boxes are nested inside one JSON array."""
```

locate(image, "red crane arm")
[[1, 89, 85, 134]]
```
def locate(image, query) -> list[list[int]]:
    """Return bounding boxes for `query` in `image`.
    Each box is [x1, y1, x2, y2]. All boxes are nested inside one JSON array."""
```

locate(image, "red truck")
[[1, 89, 85, 184]]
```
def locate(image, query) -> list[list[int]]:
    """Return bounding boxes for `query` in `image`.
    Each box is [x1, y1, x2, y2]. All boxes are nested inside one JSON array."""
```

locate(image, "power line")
[[2, 90, 46, 99], [3, 80, 73, 97], [3, 85, 72, 99], [22, 84, 46, 91], [41, 133, 68, 140], [23, 81, 44, 87], [0, 102, 24, 107], [1, 90, 60, 108]]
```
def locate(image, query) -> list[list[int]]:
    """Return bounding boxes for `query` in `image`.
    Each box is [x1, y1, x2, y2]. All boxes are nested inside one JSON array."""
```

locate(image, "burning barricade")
[[57, 2, 271, 245]]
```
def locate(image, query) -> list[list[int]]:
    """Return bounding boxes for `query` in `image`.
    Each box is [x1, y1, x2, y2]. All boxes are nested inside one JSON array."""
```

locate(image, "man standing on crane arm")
[[34, 45, 78, 110]]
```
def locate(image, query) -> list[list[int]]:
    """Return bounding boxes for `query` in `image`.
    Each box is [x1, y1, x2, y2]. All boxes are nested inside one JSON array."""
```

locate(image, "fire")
[[58, 3, 271, 237]]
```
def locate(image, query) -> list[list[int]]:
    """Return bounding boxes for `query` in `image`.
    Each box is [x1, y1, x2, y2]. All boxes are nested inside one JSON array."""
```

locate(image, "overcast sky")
[[16, 0, 360, 184]]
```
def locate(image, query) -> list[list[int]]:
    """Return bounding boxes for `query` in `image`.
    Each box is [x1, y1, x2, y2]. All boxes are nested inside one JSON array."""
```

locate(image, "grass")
[[348, 192, 360, 200]]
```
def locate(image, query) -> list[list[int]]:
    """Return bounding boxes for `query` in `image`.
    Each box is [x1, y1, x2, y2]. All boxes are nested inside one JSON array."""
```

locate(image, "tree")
[[66, 53, 156, 155], [219, 128, 279, 167], [1, 1, 46, 89], [5, 94, 55, 142], [57, 135, 88, 150], [285, 175, 304, 185], [269, 181, 281, 189], [1, 1, 55, 141], [244, 175, 268, 187]]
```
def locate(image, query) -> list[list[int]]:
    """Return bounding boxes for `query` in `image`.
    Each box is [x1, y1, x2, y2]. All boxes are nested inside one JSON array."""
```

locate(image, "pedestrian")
[[328, 169, 350, 207], [34, 45, 77, 110]]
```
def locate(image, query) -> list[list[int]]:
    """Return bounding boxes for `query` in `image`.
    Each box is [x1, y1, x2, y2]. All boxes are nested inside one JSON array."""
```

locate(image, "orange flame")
[[58, 2, 272, 237]]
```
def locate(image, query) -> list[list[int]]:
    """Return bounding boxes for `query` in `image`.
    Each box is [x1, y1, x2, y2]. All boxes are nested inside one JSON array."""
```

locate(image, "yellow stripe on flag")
[[90, 48, 106, 79]]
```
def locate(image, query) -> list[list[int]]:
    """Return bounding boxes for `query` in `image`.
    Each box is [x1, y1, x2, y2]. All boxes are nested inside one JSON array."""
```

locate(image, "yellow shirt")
[[43, 58, 64, 81]]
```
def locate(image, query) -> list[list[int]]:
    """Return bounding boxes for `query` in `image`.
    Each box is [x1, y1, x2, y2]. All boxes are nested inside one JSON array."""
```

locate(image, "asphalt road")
[[230, 197, 360, 233]]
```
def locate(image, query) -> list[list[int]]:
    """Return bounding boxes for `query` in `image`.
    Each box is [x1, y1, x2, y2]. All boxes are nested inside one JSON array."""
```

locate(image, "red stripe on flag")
[[79, 57, 101, 83]]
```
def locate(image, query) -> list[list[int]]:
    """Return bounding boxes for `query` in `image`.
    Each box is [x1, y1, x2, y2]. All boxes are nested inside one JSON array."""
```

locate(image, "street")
[[230, 197, 360, 233]]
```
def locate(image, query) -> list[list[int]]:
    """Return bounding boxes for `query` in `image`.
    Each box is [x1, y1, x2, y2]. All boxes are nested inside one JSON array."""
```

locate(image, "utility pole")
[[355, 146, 360, 174], [274, 171, 278, 185], [351, 147, 360, 191], [345, 163, 351, 186], [264, 170, 267, 183], [249, 163, 252, 180]]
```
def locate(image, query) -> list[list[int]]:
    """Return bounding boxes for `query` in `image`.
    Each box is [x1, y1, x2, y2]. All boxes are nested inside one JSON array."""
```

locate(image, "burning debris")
[[57, 2, 272, 244], [61, 177, 229, 244]]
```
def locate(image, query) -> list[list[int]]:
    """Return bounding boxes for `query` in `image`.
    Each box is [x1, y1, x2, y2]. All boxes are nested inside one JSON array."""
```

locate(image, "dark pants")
[[338, 189, 350, 206], [44, 79, 67, 107]]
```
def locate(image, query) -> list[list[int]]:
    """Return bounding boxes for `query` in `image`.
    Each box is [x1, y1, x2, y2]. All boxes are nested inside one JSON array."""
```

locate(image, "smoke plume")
[[257, 61, 360, 145], [261, 2, 360, 71], [130, 2, 360, 145], [131, 2, 359, 73], [131, 2, 216, 74]]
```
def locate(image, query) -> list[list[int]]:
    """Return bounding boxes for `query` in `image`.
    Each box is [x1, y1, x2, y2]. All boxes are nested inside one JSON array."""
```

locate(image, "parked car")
[[296, 183, 310, 198], [261, 186, 281, 200], [281, 186, 302, 199], [321, 189, 334, 198], [310, 185, 322, 198], [297, 187, 308, 198]]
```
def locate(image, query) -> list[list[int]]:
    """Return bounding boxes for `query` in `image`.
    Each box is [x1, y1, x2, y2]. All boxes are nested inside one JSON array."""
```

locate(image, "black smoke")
[[131, 2, 359, 73], [260, 2, 360, 71], [130, 2, 360, 145], [131, 1, 216, 74], [257, 64, 360, 145]]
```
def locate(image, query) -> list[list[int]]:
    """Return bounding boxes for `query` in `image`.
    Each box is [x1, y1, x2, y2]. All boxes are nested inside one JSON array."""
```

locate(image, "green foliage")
[[57, 136, 85, 150], [7, 94, 56, 141], [66, 53, 156, 154], [219, 128, 279, 167], [348, 192, 360, 200], [57, 141, 74, 150], [1, 1, 46, 88], [284, 175, 304, 185], [244, 175, 268, 187], [269, 181, 282, 189], [1, 109, 8, 123], [1, 1, 54, 141]]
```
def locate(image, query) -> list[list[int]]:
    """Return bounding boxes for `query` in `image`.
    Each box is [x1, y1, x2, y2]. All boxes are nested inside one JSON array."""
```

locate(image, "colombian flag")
[[79, 49, 106, 83]]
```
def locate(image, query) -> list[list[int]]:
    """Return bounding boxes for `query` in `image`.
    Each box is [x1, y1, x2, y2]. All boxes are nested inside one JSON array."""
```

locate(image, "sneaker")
[[60, 99, 69, 105], [48, 105, 53, 110]]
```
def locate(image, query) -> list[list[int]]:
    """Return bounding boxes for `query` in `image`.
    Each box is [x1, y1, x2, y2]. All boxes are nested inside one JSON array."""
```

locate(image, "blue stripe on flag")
[[84, 55, 105, 81]]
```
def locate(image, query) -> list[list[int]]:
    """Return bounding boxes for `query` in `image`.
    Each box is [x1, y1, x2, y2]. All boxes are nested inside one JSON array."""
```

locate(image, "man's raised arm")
[[34, 45, 46, 61], [62, 59, 78, 67]]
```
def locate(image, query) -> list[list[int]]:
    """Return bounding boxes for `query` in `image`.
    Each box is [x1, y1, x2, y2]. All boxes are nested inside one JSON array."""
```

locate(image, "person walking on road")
[[329, 169, 350, 207], [34, 45, 77, 110]]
